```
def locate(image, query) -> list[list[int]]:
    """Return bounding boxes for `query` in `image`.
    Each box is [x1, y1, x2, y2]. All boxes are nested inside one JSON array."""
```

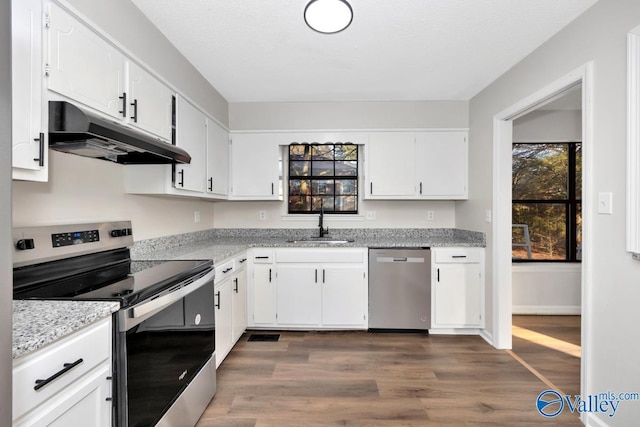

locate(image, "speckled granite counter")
[[132, 228, 485, 263], [13, 300, 119, 359]]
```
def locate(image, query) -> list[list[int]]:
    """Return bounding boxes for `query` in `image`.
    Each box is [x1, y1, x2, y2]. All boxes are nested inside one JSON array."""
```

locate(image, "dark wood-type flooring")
[[197, 318, 582, 426]]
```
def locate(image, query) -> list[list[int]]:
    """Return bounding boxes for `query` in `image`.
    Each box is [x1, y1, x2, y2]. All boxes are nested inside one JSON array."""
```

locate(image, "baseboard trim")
[[513, 305, 581, 315], [583, 412, 610, 427], [479, 329, 494, 346]]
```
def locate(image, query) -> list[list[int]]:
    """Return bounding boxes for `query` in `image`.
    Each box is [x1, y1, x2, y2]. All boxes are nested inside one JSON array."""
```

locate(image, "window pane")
[[290, 144, 311, 160], [289, 196, 311, 212], [312, 196, 334, 211], [576, 203, 582, 261], [335, 179, 357, 195], [312, 145, 334, 160], [512, 144, 568, 200], [312, 160, 334, 176], [576, 143, 582, 198], [334, 196, 357, 212], [312, 179, 334, 195], [335, 144, 357, 160], [289, 179, 311, 196], [335, 160, 357, 176], [290, 160, 311, 177], [512, 203, 567, 260]]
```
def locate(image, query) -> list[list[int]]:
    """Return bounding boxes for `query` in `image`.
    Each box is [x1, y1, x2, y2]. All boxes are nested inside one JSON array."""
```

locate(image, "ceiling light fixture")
[[304, 0, 353, 34]]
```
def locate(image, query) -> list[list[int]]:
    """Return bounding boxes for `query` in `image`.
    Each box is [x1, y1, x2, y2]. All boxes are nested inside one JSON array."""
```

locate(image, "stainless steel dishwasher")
[[368, 248, 431, 331]]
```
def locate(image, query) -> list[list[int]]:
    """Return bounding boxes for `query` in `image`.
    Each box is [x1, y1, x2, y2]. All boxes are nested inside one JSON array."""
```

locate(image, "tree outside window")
[[512, 142, 582, 261]]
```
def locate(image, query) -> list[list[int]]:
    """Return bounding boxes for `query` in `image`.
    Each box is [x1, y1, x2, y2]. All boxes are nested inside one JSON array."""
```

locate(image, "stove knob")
[[16, 239, 35, 250], [111, 230, 123, 237]]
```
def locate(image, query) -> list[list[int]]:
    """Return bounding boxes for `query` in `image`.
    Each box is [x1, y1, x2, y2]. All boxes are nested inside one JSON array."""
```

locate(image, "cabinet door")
[[230, 133, 281, 199], [206, 119, 230, 197], [433, 262, 482, 326], [214, 280, 233, 367], [366, 132, 416, 198], [415, 131, 468, 199], [175, 97, 206, 193], [231, 269, 248, 342], [128, 62, 173, 141], [322, 265, 367, 327], [47, 3, 126, 119], [12, 0, 47, 181], [252, 264, 276, 325], [276, 265, 321, 326]]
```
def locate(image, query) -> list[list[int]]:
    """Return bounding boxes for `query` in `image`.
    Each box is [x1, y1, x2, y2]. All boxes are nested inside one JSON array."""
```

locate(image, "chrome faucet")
[[318, 200, 329, 237]]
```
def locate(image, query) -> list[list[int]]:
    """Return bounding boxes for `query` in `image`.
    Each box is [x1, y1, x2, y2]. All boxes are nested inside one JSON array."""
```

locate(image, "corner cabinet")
[[206, 119, 230, 198], [365, 131, 468, 200], [13, 317, 113, 426], [431, 247, 484, 331], [229, 133, 282, 200], [11, 0, 48, 182]]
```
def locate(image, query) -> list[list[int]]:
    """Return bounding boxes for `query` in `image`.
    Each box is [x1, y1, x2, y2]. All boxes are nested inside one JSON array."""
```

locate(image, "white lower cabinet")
[[431, 248, 484, 330], [13, 317, 112, 427], [248, 248, 368, 329], [214, 253, 248, 367]]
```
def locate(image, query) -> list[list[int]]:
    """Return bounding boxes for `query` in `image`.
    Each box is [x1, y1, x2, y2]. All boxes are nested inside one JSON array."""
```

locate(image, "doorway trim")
[[491, 63, 593, 402]]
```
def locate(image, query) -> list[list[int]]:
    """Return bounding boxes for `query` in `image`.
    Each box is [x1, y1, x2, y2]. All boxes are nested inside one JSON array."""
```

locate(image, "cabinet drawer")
[[233, 253, 248, 270], [215, 259, 235, 285], [434, 248, 483, 263], [13, 317, 111, 420], [251, 249, 274, 264], [276, 248, 365, 263]]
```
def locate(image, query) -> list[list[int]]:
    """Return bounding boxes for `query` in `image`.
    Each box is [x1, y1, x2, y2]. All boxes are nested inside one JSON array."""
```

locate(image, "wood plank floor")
[[512, 315, 581, 397], [196, 329, 583, 426]]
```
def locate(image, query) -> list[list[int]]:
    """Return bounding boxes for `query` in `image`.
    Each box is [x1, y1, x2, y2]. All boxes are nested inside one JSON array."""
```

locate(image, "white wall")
[[456, 0, 640, 425], [216, 101, 468, 229], [513, 109, 582, 142], [512, 264, 581, 314]]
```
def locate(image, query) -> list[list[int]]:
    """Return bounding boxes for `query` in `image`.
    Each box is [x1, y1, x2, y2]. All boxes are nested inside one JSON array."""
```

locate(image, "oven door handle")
[[120, 268, 215, 331]]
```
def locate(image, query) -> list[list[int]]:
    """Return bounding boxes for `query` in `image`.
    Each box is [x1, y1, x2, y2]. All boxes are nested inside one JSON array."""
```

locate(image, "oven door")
[[116, 268, 215, 427]]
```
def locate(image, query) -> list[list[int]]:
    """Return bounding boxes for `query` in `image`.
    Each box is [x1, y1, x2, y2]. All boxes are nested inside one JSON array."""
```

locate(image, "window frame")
[[287, 142, 359, 215], [512, 141, 582, 262]]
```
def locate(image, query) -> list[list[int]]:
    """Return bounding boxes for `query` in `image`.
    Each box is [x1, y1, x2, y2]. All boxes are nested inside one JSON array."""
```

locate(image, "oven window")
[[125, 281, 215, 427]]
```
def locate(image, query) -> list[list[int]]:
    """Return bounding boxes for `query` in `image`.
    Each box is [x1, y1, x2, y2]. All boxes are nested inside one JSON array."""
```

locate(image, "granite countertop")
[[13, 300, 119, 359], [131, 228, 486, 263]]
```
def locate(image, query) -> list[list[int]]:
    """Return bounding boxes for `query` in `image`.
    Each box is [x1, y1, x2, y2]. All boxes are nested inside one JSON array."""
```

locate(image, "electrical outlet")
[[485, 209, 492, 223], [194, 211, 201, 223], [366, 211, 376, 220], [427, 211, 434, 221], [259, 210, 267, 220]]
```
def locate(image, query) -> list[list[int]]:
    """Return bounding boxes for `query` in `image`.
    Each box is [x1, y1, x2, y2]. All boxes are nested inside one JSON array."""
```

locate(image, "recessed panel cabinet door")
[[128, 62, 173, 141], [252, 264, 276, 325], [276, 265, 321, 326], [231, 269, 248, 342], [230, 133, 281, 199], [47, 3, 126, 119], [366, 132, 416, 198], [433, 263, 482, 326], [322, 265, 366, 326], [206, 119, 230, 197], [12, 0, 47, 180], [175, 97, 206, 193], [415, 132, 468, 199]]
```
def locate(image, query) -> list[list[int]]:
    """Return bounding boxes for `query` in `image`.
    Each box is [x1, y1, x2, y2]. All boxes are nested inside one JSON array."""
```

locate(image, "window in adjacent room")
[[288, 143, 358, 214], [512, 142, 582, 261]]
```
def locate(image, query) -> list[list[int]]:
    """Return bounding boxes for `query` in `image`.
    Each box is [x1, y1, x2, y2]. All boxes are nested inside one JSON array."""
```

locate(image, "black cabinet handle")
[[322, 269, 325, 283], [269, 268, 272, 283], [437, 268, 440, 282], [234, 278, 239, 293], [315, 269, 318, 283], [34, 358, 83, 391], [208, 177, 213, 192], [223, 267, 233, 274], [419, 182, 423, 195], [177, 169, 184, 187], [255, 256, 269, 259], [239, 258, 247, 264], [130, 99, 138, 122], [370, 182, 373, 194], [215, 291, 221, 309], [271, 183, 274, 195], [452, 255, 468, 259], [119, 92, 127, 117], [33, 132, 45, 166]]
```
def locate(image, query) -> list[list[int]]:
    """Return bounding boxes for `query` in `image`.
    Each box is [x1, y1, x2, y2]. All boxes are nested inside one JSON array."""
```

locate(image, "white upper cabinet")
[[128, 62, 173, 141], [46, 3, 173, 141], [366, 132, 416, 198], [12, 0, 48, 182], [47, 2, 126, 120], [415, 131, 468, 199], [206, 119, 230, 198], [174, 97, 206, 193], [230, 133, 282, 200], [365, 131, 468, 200]]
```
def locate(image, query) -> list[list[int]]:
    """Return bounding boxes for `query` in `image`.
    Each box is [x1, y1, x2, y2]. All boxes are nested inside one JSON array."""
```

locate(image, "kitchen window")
[[288, 143, 358, 214], [512, 142, 582, 261]]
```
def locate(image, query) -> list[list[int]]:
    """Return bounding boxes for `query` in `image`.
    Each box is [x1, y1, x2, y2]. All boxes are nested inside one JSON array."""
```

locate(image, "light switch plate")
[[598, 192, 613, 214], [485, 209, 492, 223]]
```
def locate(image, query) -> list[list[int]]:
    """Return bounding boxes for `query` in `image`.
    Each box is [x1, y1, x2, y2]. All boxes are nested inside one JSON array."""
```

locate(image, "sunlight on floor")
[[512, 325, 581, 358]]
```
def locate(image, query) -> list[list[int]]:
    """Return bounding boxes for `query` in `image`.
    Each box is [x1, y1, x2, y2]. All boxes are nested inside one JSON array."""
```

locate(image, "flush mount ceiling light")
[[304, 0, 353, 34]]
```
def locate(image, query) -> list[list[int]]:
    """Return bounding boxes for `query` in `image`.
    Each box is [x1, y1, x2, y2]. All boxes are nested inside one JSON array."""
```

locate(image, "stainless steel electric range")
[[12, 221, 216, 427]]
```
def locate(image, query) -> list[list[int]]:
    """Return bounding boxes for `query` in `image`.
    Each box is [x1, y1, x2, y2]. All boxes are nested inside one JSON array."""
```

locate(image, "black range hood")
[[48, 101, 191, 164]]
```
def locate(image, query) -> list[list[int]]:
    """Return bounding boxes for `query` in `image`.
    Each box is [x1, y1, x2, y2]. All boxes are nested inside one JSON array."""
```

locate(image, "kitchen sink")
[[286, 238, 355, 244]]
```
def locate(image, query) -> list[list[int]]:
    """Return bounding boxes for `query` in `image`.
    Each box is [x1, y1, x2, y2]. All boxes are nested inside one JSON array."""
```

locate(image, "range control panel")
[[52, 229, 100, 247], [13, 221, 133, 268]]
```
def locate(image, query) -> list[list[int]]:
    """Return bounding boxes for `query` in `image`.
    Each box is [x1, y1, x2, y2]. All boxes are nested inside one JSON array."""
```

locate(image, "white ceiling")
[[131, 0, 598, 103]]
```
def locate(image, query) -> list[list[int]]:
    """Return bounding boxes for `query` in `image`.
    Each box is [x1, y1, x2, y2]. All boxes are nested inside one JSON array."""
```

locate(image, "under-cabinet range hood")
[[48, 101, 191, 164]]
